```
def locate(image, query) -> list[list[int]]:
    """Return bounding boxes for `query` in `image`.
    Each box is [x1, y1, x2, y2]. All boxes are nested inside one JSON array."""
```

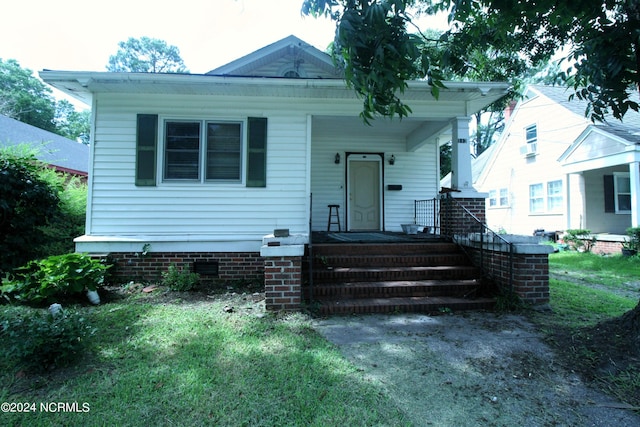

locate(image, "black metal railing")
[[415, 196, 514, 293], [414, 198, 440, 235]]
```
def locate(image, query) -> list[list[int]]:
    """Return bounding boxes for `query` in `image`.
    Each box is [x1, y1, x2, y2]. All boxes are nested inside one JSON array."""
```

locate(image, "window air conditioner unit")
[[519, 142, 537, 157]]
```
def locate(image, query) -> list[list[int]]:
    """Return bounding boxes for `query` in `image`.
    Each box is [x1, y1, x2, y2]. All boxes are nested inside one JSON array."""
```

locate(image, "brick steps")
[[312, 296, 497, 315], [304, 241, 494, 315]]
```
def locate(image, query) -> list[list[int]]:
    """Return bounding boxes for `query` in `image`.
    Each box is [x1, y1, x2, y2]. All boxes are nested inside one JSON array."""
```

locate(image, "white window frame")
[[488, 190, 497, 207], [161, 118, 245, 184], [529, 183, 544, 213], [525, 124, 538, 144], [499, 188, 509, 207], [489, 188, 509, 208], [614, 172, 631, 213], [529, 180, 563, 214]]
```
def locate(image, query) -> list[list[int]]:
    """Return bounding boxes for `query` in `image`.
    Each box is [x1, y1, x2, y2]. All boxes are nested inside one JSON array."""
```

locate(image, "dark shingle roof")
[[531, 85, 640, 144], [0, 114, 89, 174]]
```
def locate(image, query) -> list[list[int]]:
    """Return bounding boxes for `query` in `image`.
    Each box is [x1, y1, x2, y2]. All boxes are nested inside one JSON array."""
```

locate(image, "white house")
[[476, 85, 640, 250], [40, 35, 509, 282]]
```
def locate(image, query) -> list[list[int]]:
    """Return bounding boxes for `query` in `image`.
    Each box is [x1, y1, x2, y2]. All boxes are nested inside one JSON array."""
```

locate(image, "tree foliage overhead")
[[302, 0, 640, 122], [0, 59, 90, 143], [107, 37, 189, 73], [0, 59, 57, 132]]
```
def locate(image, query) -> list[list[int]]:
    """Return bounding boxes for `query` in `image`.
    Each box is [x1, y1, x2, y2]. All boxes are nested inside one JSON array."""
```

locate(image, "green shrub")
[[1, 253, 111, 303], [0, 147, 60, 274], [1, 306, 95, 371], [162, 264, 200, 291], [563, 229, 596, 253]]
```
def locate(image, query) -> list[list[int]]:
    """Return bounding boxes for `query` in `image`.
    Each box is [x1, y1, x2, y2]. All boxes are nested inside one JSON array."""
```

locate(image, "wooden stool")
[[327, 204, 341, 232]]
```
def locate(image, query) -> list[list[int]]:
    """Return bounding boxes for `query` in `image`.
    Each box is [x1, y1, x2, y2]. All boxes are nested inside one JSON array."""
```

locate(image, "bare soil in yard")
[[98, 284, 640, 426], [313, 311, 640, 426]]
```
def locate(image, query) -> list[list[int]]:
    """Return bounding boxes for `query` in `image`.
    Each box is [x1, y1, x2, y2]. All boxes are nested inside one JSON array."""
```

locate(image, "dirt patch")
[[313, 311, 640, 426]]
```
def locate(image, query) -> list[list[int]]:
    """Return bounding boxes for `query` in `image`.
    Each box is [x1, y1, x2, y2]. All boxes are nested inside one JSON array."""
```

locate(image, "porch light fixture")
[[389, 154, 395, 165], [335, 153, 341, 164]]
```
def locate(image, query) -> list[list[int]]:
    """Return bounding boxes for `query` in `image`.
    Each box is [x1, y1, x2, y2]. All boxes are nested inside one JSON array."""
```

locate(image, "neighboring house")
[[40, 35, 509, 282], [476, 85, 640, 251], [0, 114, 89, 177], [440, 143, 496, 190]]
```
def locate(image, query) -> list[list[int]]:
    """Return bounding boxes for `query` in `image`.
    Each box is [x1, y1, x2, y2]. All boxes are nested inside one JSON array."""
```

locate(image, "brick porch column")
[[260, 233, 307, 311]]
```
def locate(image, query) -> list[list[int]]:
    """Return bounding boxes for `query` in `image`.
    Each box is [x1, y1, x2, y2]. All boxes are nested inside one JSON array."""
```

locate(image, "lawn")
[[1, 251, 639, 425], [1, 292, 407, 426], [530, 250, 640, 407]]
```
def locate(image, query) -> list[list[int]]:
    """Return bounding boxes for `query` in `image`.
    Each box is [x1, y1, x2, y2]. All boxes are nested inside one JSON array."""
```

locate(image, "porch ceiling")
[[312, 116, 452, 150]]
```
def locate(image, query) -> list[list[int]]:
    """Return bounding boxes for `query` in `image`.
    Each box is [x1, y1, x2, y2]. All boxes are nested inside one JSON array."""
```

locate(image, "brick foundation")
[[264, 257, 302, 311], [103, 252, 263, 284]]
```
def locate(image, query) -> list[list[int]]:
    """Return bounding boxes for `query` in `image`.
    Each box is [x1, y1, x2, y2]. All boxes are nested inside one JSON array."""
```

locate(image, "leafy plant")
[[562, 229, 596, 253], [1, 307, 95, 371], [161, 264, 200, 291], [623, 227, 640, 252], [1, 253, 111, 303]]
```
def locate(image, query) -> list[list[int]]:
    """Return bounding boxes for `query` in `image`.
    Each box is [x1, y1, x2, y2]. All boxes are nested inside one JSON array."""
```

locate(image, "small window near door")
[[614, 172, 631, 212]]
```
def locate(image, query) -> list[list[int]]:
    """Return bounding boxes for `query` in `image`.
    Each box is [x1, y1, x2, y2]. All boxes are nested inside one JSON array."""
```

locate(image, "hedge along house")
[[40, 35, 512, 309]]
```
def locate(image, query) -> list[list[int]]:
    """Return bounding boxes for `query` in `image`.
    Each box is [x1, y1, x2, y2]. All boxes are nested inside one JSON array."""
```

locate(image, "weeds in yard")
[[0, 296, 406, 426]]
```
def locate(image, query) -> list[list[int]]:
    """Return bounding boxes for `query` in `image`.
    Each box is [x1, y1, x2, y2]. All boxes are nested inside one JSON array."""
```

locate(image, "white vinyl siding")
[[88, 93, 308, 239]]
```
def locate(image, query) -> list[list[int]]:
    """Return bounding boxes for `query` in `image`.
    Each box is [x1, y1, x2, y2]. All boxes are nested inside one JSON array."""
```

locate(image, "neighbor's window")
[[489, 190, 497, 207], [499, 188, 509, 207], [525, 124, 537, 144], [614, 172, 631, 212], [164, 120, 242, 182], [529, 183, 544, 213], [530, 180, 563, 214], [547, 180, 563, 212]]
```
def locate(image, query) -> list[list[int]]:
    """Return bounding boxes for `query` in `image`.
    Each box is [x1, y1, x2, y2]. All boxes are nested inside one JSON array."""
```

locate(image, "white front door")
[[347, 154, 382, 230]]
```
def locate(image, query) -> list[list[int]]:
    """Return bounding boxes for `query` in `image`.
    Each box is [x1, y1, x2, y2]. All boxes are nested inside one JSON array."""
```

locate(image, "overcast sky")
[[3, 0, 447, 108], [2, 0, 336, 105]]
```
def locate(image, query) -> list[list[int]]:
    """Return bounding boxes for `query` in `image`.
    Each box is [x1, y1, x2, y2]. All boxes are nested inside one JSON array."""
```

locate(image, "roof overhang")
[[559, 125, 640, 173], [39, 70, 509, 113]]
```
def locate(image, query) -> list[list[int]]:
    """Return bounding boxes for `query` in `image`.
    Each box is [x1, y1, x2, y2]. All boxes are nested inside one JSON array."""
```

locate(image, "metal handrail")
[[415, 196, 514, 293]]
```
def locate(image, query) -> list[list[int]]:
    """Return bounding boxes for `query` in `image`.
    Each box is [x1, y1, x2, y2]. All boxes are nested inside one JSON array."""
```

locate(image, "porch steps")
[[304, 241, 495, 315]]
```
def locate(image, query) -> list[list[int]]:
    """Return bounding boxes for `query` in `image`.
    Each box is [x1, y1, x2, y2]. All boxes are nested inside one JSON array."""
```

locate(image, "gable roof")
[[476, 85, 640, 186], [207, 35, 341, 79], [0, 114, 89, 175]]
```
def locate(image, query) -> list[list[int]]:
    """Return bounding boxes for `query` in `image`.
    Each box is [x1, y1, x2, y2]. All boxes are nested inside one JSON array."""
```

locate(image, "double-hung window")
[[529, 180, 563, 214], [489, 188, 510, 208], [614, 172, 631, 212], [163, 120, 242, 182]]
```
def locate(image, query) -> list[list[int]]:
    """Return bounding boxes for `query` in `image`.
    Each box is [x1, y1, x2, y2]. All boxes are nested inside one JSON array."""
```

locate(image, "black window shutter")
[[246, 117, 267, 187], [136, 114, 158, 186], [603, 175, 615, 212]]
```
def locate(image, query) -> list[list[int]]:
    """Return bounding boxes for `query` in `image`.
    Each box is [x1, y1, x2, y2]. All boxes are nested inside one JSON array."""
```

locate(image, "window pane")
[[530, 183, 543, 213], [547, 180, 563, 211], [525, 125, 537, 143], [616, 175, 631, 193], [499, 188, 509, 206], [206, 122, 241, 180], [489, 190, 497, 207], [618, 194, 632, 211], [165, 121, 200, 180]]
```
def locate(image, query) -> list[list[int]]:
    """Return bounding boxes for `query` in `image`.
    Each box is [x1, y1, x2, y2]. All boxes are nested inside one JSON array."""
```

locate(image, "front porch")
[[263, 197, 554, 312]]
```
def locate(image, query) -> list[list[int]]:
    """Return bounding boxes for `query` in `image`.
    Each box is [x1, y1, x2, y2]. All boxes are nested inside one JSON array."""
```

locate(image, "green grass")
[[533, 251, 640, 407], [1, 298, 407, 426], [549, 250, 640, 292], [547, 278, 637, 326]]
